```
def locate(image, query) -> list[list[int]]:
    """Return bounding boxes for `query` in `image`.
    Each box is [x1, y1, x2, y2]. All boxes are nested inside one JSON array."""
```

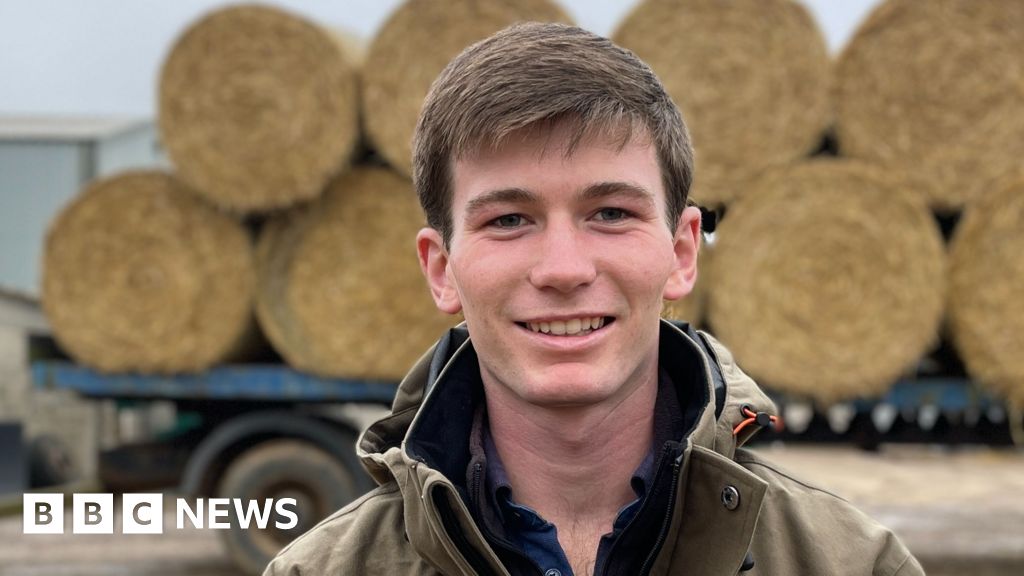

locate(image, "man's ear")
[[417, 227, 463, 314], [663, 205, 702, 301]]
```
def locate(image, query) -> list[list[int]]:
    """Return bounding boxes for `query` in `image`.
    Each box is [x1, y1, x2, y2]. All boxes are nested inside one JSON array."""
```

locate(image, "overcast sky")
[[0, 0, 882, 118]]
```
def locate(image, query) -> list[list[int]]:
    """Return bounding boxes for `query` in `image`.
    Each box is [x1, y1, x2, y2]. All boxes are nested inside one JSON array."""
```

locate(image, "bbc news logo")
[[24, 494, 298, 534]]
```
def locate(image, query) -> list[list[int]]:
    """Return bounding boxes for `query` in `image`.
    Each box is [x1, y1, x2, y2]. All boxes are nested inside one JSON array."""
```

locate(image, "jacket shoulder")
[[734, 448, 924, 576], [262, 482, 437, 576]]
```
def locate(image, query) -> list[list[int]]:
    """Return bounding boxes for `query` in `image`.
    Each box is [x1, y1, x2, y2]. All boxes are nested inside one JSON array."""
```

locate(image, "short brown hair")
[[413, 22, 694, 246]]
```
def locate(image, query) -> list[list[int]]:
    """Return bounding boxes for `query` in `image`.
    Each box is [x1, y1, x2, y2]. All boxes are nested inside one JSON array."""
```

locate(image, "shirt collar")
[[472, 365, 684, 524]]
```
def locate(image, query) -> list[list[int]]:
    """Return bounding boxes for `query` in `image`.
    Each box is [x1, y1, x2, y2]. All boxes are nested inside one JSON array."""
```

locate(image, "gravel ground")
[[759, 443, 1024, 576], [1, 444, 1022, 575]]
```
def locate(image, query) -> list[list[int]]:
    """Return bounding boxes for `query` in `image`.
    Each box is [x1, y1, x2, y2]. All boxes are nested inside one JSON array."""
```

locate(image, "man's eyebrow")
[[464, 187, 539, 220], [578, 181, 657, 207], [463, 182, 656, 221]]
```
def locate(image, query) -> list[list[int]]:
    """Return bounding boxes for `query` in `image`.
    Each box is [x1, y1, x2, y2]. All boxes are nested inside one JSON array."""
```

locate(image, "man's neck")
[[483, 369, 659, 554]]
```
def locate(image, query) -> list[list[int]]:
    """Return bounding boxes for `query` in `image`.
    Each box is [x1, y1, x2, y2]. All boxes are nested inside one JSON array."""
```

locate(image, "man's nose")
[[527, 222, 597, 293]]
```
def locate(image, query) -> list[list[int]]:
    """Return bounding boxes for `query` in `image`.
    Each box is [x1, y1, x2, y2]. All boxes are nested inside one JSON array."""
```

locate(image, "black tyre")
[[217, 438, 361, 575]]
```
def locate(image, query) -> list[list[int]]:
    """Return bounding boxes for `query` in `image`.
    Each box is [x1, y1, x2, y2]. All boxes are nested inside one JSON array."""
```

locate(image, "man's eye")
[[594, 208, 628, 222], [492, 214, 524, 228]]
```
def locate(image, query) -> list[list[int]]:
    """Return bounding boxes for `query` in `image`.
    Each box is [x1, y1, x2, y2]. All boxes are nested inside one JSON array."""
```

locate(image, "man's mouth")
[[515, 316, 614, 336]]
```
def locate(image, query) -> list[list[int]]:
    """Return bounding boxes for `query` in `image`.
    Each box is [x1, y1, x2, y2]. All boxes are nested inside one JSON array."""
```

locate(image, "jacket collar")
[[356, 320, 777, 575]]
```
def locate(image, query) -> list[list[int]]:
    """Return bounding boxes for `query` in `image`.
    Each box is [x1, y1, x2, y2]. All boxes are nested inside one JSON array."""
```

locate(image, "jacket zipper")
[[471, 462, 545, 576], [637, 453, 683, 576], [433, 485, 498, 576], [472, 462, 483, 502]]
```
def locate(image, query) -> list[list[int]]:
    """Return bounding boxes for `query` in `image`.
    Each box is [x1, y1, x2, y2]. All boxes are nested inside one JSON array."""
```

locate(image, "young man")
[[265, 23, 923, 576]]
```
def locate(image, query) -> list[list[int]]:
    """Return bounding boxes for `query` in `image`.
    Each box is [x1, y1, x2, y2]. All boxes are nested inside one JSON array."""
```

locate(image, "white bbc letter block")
[[73, 493, 114, 534], [123, 493, 163, 534], [23, 494, 64, 534]]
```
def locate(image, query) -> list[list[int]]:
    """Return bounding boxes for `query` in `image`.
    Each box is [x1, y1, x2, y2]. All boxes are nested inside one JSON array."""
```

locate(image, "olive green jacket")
[[265, 321, 923, 576]]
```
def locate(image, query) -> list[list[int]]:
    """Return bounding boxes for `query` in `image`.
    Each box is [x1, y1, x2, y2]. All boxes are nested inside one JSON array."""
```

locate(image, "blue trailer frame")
[[31, 361, 400, 403], [33, 359, 1016, 445]]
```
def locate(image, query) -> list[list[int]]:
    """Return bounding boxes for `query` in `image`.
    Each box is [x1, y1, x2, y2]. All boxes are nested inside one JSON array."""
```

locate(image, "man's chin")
[[515, 378, 620, 409]]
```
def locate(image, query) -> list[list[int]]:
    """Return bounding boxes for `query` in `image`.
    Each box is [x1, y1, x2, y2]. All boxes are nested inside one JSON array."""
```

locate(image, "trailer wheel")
[[217, 438, 361, 575]]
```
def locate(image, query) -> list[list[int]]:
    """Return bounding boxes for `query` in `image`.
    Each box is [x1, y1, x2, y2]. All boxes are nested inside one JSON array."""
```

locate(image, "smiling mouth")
[[515, 316, 614, 336]]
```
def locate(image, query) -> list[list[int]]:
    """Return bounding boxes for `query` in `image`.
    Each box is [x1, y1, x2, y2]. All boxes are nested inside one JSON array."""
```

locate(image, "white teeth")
[[526, 316, 606, 335]]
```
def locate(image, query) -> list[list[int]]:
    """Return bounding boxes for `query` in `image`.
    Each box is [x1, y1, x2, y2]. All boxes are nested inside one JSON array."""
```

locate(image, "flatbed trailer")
[[31, 361, 1021, 572], [766, 377, 1020, 448], [32, 360, 400, 575]]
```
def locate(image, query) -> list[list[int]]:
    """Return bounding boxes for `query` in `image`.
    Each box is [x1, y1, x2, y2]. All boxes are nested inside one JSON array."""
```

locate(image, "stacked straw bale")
[[835, 0, 1024, 211], [256, 167, 456, 380], [948, 175, 1024, 405], [42, 171, 256, 373], [707, 161, 946, 403], [361, 0, 572, 176], [159, 4, 360, 213], [613, 0, 831, 208]]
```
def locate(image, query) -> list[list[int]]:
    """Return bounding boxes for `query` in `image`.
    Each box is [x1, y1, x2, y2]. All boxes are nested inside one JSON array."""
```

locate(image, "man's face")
[[417, 126, 701, 409]]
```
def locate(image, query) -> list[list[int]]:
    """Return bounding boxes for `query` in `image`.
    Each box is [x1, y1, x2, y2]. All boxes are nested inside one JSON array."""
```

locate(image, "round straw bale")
[[256, 166, 456, 380], [361, 0, 572, 176], [948, 174, 1024, 404], [42, 171, 256, 373], [613, 0, 831, 208], [662, 245, 710, 327], [835, 0, 1024, 211], [707, 161, 946, 403], [159, 4, 359, 213]]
